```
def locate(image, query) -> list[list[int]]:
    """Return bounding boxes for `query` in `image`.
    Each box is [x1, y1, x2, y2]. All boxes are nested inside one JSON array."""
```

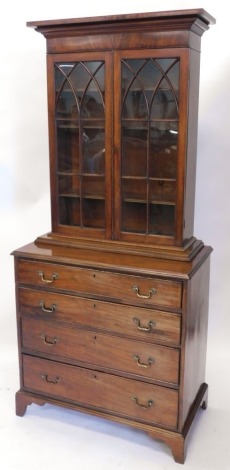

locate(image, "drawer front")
[[17, 260, 182, 309], [19, 288, 181, 345], [21, 318, 180, 384], [22, 355, 178, 429]]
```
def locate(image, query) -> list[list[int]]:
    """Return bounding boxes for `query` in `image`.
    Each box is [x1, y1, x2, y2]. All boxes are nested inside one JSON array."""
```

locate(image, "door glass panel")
[[58, 174, 80, 197], [149, 180, 176, 204], [149, 204, 175, 236], [59, 197, 80, 226], [56, 81, 79, 118], [82, 126, 105, 174], [138, 59, 162, 89], [151, 83, 178, 120], [82, 199, 105, 228], [121, 122, 147, 177], [122, 201, 147, 233], [122, 178, 147, 203], [55, 60, 105, 229], [57, 122, 79, 173], [121, 57, 179, 237], [82, 175, 105, 199], [81, 83, 104, 119], [122, 85, 148, 120], [149, 121, 178, 179]]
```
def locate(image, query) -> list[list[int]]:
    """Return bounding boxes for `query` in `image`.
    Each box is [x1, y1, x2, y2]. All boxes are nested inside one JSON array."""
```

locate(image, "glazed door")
[[47, 52, 113, 239], [114, 49, 188, 246]]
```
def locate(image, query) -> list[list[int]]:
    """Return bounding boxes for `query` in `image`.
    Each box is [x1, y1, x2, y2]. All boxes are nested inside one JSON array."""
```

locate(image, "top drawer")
[[17, 259, 182, 309]]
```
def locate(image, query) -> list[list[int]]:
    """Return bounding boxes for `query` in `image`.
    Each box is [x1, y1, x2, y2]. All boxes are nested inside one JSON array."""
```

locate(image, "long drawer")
[[21, 317, 180, 384], [17, 260, 182, 309], [22, 355, 178, 429], [18, 288, 181, 345]]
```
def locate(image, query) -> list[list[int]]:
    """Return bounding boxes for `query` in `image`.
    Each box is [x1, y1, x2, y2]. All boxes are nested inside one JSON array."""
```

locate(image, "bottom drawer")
[[22, 355, 178, 429]]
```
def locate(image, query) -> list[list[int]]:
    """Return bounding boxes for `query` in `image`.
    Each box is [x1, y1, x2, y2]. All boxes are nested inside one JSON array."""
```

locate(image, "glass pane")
[[151, 84, 178, 120], [58, 174, 80, 196], [123, 59, 146, 75], [150, 59, 179, 119], [55, 60, 106, 230], [82, 127, 105, 174], [149, 204, 175, 236], [155, 58, 179, 88], [81, 91, 104, 118], [69, 62, 105, 118], [121, 122, 147, 177], [149, 121, 178, 179], [122, 86, 148, 119], [149, 180, 176, 204], [122, 177, 147, 203], [120, 56, 179, 238], [82, 175, 105, 199], [67, 62, 90, 108], [122, 202, 147, 233], [121, 58, 179, 121], [70, 62, 104, 91], [82, 199, 105, 228], [59, 197, 80, 226], [56, 64, 75, 89], [55, 61, 105, 117], [138, 59, 162, 90], [56, 81, 79, 119], [121, 60, 148, 119], [56, 123, 79, 173]]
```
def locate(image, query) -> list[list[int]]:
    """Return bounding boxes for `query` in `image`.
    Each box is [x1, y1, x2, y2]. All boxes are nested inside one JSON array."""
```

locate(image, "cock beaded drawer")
[[13, 9, 215, 464], [14, 242, 212, 463]]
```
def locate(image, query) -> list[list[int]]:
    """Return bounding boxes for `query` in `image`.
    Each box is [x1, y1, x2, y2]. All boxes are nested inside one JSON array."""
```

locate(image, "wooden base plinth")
[[16, 383, 208, 464], [35, 233, 204, 262]]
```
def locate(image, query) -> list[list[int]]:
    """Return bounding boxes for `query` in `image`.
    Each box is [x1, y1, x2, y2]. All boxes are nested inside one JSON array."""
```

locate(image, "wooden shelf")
[[123, 198, 176, 205], [59, 193, 105, 200], [58, 171, 105, 177]]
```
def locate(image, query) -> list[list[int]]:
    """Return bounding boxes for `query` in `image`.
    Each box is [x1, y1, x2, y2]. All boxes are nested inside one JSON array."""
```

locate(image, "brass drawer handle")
[[39, 301, 56, 313], [132, 285, 156, 299], [41, 334, 58, 346], [133, 355, 154, 368], [38, 271, 58, 284], [41, 373, 60, 384], [133, 317, 156, 332], [132, 396, 154, 409]]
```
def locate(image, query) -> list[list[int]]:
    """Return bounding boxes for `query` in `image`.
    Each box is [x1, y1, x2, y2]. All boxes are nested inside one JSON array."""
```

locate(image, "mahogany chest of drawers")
[[13, 242, 212, 463]]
